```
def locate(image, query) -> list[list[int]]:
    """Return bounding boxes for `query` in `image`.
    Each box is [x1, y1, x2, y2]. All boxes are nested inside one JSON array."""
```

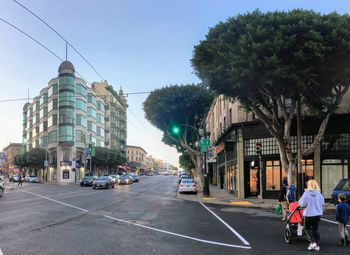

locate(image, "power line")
[[0, 16, 90, 83], [10, 0, 105, 81]]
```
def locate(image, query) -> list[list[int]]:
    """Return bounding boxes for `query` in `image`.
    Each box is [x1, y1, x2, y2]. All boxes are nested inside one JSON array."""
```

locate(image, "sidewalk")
[[177, 184, 336, 212]]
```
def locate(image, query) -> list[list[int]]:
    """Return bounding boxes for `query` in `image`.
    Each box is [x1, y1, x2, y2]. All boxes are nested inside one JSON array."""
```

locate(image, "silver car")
[[0, 177, 4, 197]]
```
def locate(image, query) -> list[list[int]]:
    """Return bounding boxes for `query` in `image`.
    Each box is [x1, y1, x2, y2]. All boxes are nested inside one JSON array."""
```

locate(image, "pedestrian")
[[299, 179, 324, 252], [17, 173, 23, 186], [336, 193, 350, 246], [287, 183, 296, 203], [278, 177, 288, 221]]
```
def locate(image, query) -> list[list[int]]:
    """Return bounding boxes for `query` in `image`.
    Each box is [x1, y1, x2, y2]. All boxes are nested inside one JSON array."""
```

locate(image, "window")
[[76, 99, 87, 112], [48, 131, 57, 143], [76, 84, 87, 97], [33, 114, 39, 124], [76, 130, 86, 143], [96, 139, 105, 147], [266, 160, 281, 191], [90, 136, 96, 146], [322, 159, 348, 198], [87, 107, 96, 118], [59, 126, 75, 142], [59, 108, 75, 124], [97, 101, 104, 111], [87, 121, 96, 132], [40, 94, 48, 105], [39, 121, 48, 133], [88, 93, 96, 105], [97, 113, 104, 124], [97, 126, 104, 137], [322, 134, 350, 152], [48, 114, 57, 127], [40, 107, 48, 119], [76, 114, 87, 127], [59, 91, 75, 107], [48, 99, 58, 112], [59, 76, 75, 90], [48, 84, 58, 97], [40, 136, 48, 147]]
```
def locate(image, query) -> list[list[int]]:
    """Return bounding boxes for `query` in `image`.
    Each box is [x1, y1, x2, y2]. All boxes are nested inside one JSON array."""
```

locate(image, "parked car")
[[129, 173, 139, 183], [0, 177, 4, 197], [178, 174, 189, 184], [110, 175, 120, 183], [117, 174, 133, 185], [9, 175, 20, 182], [331, 178, 350, 204], [179, 179, 198, 194], [92, 176, 114, 189], [28, 176, 39, 183], [80, 176, 97, 187]]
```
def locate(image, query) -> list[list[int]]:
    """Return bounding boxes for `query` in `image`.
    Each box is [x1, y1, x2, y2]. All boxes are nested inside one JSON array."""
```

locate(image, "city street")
[[0, 176, 346, 255]]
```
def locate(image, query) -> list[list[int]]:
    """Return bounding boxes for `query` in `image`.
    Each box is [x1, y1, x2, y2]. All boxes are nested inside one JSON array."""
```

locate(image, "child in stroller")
[[284, 202, 311, 243]]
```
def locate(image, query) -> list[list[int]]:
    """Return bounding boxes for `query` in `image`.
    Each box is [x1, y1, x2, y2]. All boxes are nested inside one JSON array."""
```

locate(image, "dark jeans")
[[304, 216, 321, 245]]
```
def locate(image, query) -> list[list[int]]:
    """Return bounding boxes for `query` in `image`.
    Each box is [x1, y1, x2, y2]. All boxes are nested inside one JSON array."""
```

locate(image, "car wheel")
[[80, 184, 83, 187], [0, 188, 3, 197], [93, 186, 96, 189], [179, 191, 182, 194], [112, 183, 115, 188]]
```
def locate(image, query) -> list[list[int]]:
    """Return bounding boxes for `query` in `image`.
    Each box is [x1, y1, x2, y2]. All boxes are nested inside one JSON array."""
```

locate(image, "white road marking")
[[103, 215, 251, 249], [0, 247, 3, 255], [321, 218, 350, 227], [20, 190, 88, 212], [199, 202, 250, 246], [19, 189, 251, 249]]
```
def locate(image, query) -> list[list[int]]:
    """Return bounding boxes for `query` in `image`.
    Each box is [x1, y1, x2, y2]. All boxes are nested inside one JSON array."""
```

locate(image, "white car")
[[179, 179, 197, 194], [28, 176, 39, 183]]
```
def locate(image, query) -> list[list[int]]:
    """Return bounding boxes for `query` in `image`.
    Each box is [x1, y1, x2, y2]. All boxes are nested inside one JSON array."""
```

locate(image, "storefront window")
[[266, 160, 281, 190], [322, 159, 348, 198]]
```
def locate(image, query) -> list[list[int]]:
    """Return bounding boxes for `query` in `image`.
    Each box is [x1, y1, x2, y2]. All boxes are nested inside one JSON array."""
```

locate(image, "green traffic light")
[[172, 126, 180, 135]]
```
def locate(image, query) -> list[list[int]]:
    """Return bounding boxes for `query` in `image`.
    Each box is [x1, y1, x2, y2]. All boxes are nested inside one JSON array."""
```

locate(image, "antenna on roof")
[[65, 42, 68, 61], [27, 88, 29, 103]]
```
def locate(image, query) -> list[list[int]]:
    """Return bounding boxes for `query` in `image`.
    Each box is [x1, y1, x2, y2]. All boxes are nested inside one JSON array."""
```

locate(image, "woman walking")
[[299, 180, 324, 252]]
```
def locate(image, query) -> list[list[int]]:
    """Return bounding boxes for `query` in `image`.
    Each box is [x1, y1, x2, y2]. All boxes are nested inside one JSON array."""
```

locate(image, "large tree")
[[144, 84, 214, 187], [192, 10, 350, 184]]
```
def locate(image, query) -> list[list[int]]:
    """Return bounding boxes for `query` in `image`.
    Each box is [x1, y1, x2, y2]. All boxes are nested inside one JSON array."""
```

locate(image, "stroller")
[[284, 202, 310, 244]]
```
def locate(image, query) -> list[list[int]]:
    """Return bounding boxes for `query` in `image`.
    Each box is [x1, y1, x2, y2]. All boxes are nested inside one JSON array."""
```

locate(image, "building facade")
[[23, 61, 104, 182], [92, 81, 127, 158], [2, 143, 22, 174], [206, 94, 350, 199], [126, 145, 147, 165]]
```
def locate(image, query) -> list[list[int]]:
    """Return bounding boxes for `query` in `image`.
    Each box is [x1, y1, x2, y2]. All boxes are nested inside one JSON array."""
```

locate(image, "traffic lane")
[[207, 204, 345, 255], [0, 212, 250, 255]]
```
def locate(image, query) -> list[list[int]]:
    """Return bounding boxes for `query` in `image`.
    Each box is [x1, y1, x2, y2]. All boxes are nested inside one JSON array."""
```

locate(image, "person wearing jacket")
[[299, 179, 324, 252], [336, 193, 350, 246]]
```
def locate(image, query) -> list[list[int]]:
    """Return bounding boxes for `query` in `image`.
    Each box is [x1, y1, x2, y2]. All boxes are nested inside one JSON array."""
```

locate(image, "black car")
[[80, 176, 98, 187], [92, 176, 114, 189], [117, 174, 133, 185]]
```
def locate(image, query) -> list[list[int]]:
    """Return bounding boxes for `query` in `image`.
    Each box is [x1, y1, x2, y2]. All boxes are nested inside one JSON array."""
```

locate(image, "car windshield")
[[337, 179, 350, 191], [97, 176, 108, 180]]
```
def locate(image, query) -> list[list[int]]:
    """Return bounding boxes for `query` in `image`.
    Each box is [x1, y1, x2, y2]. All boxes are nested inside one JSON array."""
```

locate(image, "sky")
[[1, 0, 350, 168]]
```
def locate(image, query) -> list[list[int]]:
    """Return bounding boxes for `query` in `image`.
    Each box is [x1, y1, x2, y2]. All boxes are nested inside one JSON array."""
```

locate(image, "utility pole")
[[256, 142, 263, 202]]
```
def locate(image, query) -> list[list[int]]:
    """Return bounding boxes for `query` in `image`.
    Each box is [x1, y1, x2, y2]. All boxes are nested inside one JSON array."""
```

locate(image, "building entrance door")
[[249, 169, 259, 196]]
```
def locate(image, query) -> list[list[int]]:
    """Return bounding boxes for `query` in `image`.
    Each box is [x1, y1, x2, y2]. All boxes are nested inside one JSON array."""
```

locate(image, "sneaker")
[[314, 246, 320, 251], [307, 243, 317, 250]]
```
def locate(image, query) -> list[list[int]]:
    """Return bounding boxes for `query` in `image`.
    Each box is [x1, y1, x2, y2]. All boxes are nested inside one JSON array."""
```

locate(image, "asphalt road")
[[0, 176, 346, 255]]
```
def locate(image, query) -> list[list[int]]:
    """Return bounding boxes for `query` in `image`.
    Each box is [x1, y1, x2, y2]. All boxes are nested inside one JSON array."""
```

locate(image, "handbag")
[[275, 203, 282, 216]]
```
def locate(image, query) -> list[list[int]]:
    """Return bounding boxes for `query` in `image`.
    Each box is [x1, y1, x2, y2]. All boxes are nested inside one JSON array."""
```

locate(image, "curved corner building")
[[22, 61, 109, 182]]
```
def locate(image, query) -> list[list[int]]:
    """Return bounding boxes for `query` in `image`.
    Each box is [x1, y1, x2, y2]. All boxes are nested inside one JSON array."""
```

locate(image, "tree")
[[179, 152, 195, 171], [192, 10, 350, 184], [144, 84, 214, 187], [92, 147, 126, 173], [14, 153, 28, 170]]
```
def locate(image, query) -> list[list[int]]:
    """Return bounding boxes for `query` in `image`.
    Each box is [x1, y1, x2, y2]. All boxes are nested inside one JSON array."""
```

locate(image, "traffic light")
[[171, 125, 181, 135], [256, 142, 262, 155], [88, 143, 93, 155]]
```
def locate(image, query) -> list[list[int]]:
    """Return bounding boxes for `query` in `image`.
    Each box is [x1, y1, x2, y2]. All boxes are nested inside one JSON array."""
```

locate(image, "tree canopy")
[[144, 84, 214, 185], [192, 9, 350, 182]]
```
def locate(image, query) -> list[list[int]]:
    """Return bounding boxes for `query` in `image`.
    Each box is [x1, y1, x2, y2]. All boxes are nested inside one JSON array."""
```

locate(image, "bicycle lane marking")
[[199, 202, 251, 246]]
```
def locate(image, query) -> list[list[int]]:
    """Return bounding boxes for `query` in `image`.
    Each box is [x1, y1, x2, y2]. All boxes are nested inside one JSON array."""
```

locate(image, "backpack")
[[288, 184, 296, 202]]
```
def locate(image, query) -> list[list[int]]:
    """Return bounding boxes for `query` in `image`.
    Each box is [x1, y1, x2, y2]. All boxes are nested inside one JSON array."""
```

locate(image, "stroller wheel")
[[284, 227, 293, 244]]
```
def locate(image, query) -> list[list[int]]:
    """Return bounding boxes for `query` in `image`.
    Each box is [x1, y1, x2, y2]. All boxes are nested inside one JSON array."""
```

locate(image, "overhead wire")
[[10, 0, 105, 81]]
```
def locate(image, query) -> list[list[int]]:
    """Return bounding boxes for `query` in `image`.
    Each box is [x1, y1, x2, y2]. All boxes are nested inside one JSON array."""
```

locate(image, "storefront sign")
[[60, 161, 72, 167]]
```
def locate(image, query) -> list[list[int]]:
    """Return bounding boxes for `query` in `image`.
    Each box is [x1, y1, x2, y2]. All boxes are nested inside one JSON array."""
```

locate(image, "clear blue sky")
[[0, 0, 349, 167]]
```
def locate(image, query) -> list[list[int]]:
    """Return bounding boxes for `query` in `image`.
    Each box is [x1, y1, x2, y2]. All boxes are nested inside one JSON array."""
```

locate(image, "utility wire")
[[10, 0, 105, 81], [0, 17, 90, 82]]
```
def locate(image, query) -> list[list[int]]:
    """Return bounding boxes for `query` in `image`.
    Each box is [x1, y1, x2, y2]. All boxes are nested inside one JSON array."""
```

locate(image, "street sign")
[[199, 139, 211, 152], [44, 160, 48, 167]]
